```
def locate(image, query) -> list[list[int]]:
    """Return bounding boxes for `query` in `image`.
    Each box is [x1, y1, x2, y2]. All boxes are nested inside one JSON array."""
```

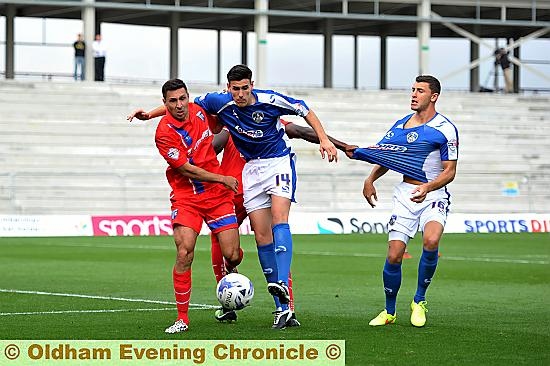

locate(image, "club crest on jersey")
[[388, 214, 397, 226], [167, 148, 180, 160], [385, 131, 394, 139], [171, 209, 178, 219], [252, 111, 264, 123], [406, 132, 419, 143]]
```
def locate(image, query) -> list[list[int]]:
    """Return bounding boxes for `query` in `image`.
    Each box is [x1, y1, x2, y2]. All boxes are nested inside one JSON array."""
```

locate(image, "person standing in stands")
[[73, 33, 85, 81], [93, 34, 106, 81]]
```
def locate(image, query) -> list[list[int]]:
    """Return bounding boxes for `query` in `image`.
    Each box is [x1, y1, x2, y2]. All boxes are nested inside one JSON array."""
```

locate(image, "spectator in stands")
[[93, 34, 106, 81], [73, 33, 85, 81], [344, 75, 458, 328], [494, 48, 513, 93]]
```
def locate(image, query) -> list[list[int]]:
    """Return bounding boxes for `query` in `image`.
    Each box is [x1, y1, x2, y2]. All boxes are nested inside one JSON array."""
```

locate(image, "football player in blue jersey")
[[344, 75, 458, 327], [195, 64, 338, 329]]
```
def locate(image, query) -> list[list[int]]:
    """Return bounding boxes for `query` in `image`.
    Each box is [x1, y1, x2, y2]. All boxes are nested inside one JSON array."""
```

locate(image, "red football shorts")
[[233, 193, 247, 225], [171, 188, 238, 234]]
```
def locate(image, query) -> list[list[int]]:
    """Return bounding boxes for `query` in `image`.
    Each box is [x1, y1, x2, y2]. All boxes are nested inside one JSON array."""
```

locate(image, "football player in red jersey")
[[152, 79, 243, 334]]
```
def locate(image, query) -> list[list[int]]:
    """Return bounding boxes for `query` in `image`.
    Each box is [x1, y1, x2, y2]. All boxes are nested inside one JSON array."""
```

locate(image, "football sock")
[[173, 267, 191, 324], [383, 259, 402, 315], [257, 243, 282, 309], [273, 223, 293, 285], [210, 233, 225, 283], [414, 247, 439, 303], [257, 243, 278, 284]]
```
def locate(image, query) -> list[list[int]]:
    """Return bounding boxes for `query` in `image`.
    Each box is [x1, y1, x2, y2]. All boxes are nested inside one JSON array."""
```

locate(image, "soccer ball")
[[216, 273, 254, 310]]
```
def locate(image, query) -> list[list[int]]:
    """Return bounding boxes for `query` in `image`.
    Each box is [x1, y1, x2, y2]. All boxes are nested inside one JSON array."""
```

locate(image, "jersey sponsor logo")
[[196, 110, 205, 121], [406, 131, 419, 143], [384, 131, 394, 139], [188, 129, 212, 156], [167, 148, 180, 160], [447, 138, 458, 152], [252, 111, 264, 123], [235, 124, 264, 138], [368, 144, 407, 152]]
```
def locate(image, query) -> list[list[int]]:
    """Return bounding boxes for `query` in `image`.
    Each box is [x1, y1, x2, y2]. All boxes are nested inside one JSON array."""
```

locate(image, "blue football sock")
[[414, 248, 439, 303], [273, 223, 293, 285], [383, 259, 402, 315], [257, 243, 278, 284]]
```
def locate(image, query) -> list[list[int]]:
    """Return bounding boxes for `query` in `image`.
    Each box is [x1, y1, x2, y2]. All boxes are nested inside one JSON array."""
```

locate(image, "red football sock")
[[172, 267, 191, 324], [211, 233, 225, 283]]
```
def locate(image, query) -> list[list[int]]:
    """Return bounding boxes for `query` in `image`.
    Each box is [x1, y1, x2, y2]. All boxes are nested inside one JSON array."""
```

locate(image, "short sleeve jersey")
[[155, 103, 221, 201], [195, 89, 309, 161], [352, 113, 459, 183]]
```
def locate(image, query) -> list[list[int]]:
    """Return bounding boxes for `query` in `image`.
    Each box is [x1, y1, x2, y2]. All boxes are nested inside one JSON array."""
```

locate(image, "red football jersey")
[[220, 133, 245, 195], [155, 103, 222, 201]]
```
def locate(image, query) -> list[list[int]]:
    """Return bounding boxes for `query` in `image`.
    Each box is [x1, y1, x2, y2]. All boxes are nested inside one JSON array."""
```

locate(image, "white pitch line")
[[0, 289, 219, 310], [295, 250, 549, 265], [0, 307, 175, 316]]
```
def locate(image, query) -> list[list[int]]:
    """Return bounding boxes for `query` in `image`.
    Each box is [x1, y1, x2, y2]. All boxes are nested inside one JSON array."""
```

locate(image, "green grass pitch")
[[1, 233, 549, 365]]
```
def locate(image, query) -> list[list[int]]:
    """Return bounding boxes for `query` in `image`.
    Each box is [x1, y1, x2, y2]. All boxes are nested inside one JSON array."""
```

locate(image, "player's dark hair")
[[227, 64, 253, 82], [162, 78, 188, 98], [416, 75, 441, 94]]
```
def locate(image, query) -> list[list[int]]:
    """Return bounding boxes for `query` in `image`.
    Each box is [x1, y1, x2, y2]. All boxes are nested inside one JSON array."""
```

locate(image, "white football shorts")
[[242, 154, 297, 214], [387, 181, 450, 243]]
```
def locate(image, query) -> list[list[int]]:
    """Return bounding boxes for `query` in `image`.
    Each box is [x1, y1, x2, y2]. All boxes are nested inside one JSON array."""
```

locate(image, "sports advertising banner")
[[0, 213, 549, 237]]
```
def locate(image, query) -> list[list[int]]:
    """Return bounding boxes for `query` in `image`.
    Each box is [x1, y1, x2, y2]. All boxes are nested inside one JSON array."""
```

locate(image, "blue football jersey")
[[352, 113, 459, 183], [195, 89, 309, 161]]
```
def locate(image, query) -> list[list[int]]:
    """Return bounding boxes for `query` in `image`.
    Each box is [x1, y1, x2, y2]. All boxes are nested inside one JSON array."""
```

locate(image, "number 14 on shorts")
[[275, 174, 290, 187]]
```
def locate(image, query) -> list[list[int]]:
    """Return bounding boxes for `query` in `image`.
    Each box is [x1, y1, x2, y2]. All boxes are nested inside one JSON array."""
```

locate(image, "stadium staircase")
[[1, 80, 549, 215]]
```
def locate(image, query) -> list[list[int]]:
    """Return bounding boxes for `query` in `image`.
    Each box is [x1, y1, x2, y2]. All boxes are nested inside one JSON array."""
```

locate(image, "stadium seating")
[[0, 80, 548, 215]]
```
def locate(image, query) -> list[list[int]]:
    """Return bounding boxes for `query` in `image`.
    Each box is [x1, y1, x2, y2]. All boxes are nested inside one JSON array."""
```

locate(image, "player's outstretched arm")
[[284, 122, 355, 155], [176, 162, 239, 193], [363, 164, 389, 208], [127, 105, 165, 122], [303, 110, 338, 162], [212, 129, 230, 155]]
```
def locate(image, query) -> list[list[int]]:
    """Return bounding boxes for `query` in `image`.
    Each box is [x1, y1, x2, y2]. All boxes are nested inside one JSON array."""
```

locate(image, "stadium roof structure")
[[1, 0, 549, 91]]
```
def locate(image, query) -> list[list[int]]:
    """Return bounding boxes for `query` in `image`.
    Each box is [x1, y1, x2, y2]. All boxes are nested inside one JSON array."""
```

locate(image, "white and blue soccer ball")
[[216, 273, 254, 310]]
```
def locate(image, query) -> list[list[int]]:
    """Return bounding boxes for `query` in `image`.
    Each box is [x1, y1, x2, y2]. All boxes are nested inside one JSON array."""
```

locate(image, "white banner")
[[0, 215, 93, 237], [0, 213, 549, 237]]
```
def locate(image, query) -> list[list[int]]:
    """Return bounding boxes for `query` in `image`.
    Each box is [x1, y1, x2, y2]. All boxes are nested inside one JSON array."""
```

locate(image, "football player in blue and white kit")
[[195, 64, 338, 329], [345, 75, 458, 327]]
